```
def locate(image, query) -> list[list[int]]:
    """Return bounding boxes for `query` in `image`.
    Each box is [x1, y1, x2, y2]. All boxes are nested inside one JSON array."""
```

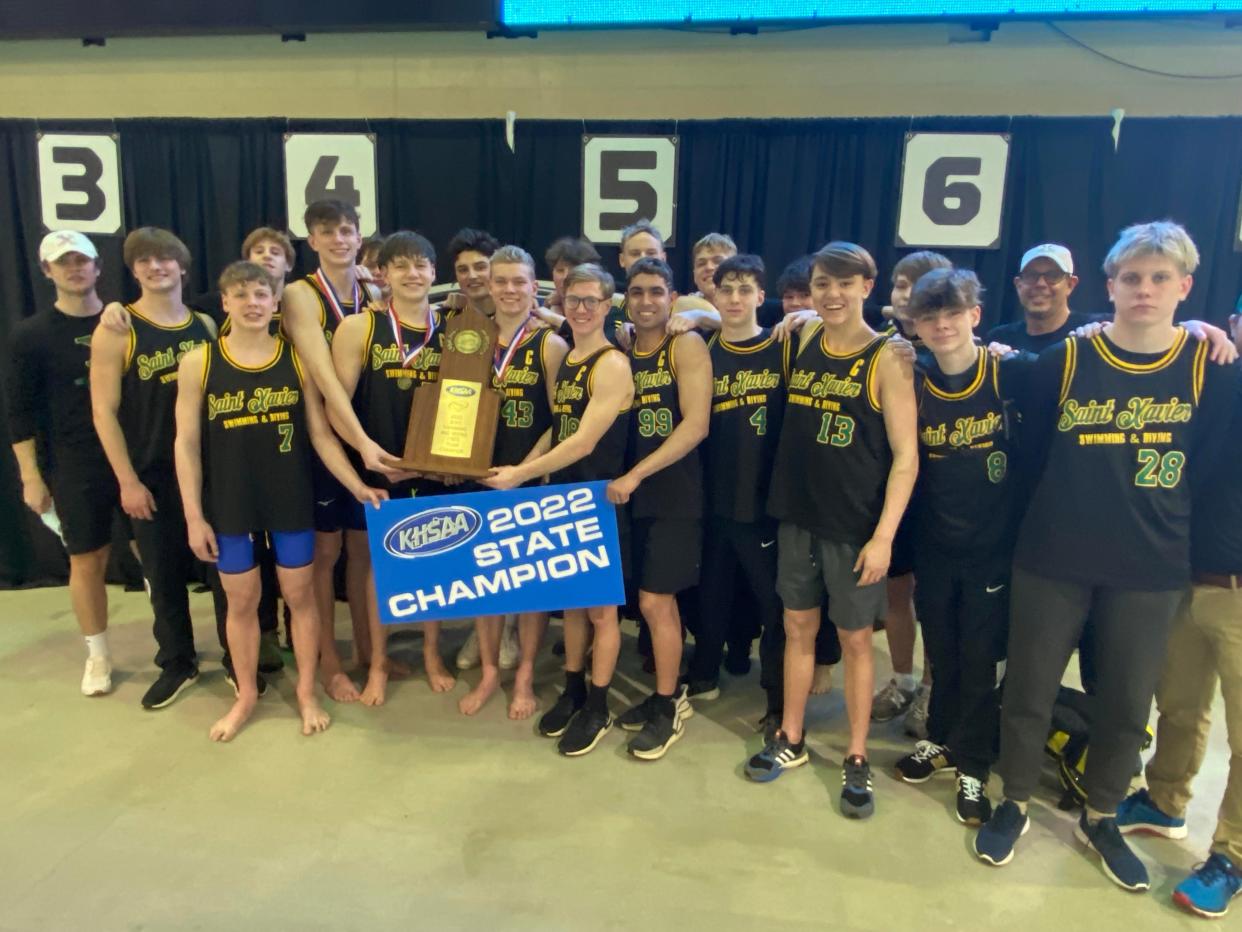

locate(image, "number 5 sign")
[[284, 134, 378, 237], [37, 133, 124, 235], [582, 135, 678, 245], [896, 133, 1010, 250]]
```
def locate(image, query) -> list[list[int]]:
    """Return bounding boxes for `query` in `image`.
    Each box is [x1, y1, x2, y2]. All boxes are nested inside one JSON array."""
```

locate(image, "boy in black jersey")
[[90, 228, 217, 710], [282, 200, 398, 705], [685, 255, 792, 716], [606, 257, 712, 760], [458, 246, 569, 720], [174, 262, 383, 741], [332, 231, 452, 706], [7, 232, 119, 696], [872, 252, 951, 734], [750, 242, 920, 820], [975, 222, 1237, 891], [487, 264, 634, 757], [896, 268, 1032, 825]]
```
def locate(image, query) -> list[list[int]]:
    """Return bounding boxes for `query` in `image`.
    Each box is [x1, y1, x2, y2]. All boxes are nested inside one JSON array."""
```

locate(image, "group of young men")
[[9, 204, 1242, 918]]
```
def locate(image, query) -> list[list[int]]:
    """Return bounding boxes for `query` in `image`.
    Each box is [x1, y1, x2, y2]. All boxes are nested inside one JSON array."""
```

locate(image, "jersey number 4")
[[815, 412, 855, 447], [1134, 448, 1185, 489]]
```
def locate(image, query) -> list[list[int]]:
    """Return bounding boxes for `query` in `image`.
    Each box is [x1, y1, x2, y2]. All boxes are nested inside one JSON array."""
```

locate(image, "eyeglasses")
[[563, 295, 605, 311], [1019, 269, 1068, 285]]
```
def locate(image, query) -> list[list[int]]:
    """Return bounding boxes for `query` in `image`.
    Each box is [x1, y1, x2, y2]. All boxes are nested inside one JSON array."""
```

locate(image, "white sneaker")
[[81, 656, 113, 696], [456, 629, 481, 670], [498, 618, 520, 671]]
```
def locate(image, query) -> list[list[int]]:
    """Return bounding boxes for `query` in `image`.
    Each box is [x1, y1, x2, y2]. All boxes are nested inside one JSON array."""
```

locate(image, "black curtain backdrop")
[[2, 114, 1240, 586]]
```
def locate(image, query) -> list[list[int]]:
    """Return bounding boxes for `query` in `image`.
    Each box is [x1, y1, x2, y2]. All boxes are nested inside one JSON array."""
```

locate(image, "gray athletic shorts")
[[776, 522, 887, 631]]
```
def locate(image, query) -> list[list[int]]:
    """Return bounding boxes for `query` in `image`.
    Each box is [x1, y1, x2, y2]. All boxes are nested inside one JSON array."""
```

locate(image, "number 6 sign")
[[284, 133, 378, 238], [896, 133, 1010, 250]]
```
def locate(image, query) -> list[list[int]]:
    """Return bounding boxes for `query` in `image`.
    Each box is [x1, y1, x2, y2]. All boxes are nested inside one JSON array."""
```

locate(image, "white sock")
[[85, 632, 110, 659], [895, 672, 917, 692]]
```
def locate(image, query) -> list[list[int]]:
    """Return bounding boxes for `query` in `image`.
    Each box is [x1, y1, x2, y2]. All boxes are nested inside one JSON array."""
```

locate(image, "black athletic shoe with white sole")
[[141, 664, 199, 710], [627, 700, 684, 760], [895, 741, 955, 784], [558, 706, 613, 757], [619, 686, 693, 732], [538, 689, 584, 738]]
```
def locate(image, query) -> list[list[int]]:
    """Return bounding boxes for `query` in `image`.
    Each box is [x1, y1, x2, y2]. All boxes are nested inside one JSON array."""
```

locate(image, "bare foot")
[[360, 668, 388, 706], [298, 695, 332, 736], [810, 663, 834, 696], [324, 671, 360, 703], [508, 665, 538, 720], [209, 696, 257, 742], [424, 651, 456, 693], [458, 669, 500, 715]]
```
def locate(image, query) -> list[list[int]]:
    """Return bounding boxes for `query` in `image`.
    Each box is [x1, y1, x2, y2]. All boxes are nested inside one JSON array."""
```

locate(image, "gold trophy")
[[383, 305, 502, 479]]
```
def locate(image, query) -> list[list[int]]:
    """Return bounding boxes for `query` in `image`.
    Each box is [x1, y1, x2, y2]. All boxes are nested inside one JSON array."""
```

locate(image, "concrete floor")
[[0, 585, 1230, 931]]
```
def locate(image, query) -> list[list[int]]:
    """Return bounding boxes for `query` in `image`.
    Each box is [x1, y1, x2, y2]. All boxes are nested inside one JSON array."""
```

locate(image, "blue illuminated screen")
[[502, 0, 1242, 25]]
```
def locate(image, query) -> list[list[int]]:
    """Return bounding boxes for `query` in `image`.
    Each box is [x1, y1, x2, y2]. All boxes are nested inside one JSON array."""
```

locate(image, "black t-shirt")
[[6, 305, 109, 477], [1191, 370, 1242, 575], [985, 311, 1105, 355]]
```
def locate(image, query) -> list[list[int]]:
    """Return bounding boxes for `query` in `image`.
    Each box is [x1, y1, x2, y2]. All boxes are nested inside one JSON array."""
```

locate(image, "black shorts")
[[312, 456, 353, 533], [888, 511, 915, 579], [49, 468, 122, 556], [629, 517, 702, 595]]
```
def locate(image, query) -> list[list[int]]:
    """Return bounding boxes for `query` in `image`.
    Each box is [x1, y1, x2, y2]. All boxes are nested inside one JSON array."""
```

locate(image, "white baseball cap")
[[39, 230, 98, 263], [1020, 243, 1073, 275]]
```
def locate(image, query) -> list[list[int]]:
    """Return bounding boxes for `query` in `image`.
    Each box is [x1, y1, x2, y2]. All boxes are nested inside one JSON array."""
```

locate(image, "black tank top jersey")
[[706, 329, 791, 524], [768, 331, 892, 546], [300, 274, 377, 343], [550, 346, 630, 484], [493, 326, 554, 468], [914, 348, 1017, 557], [626, 334, 703, 520], [350, 308, 444, 476], [201, 338, 313, 535], [1015, 330, 1210, 590], [120, 306, 213, 478]]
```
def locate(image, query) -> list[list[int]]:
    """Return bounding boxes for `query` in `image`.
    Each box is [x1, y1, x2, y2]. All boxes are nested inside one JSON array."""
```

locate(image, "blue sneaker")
[[974, 799, 1030, 866], [1115, 787, 1188, 839], [1075, 813, 1149, 892], [1174, 853, 1242, 918], [745, 731, 808, 783]]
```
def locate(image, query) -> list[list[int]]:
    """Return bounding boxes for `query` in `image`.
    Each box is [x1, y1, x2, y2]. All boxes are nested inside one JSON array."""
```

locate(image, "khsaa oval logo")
[[384, 506, 482, 559], [446, 384, 476, 398]]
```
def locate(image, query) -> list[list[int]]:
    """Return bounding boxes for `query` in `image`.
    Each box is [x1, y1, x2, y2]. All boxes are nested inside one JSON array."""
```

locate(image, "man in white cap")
[[6, 231, 118, 696], [985, 243, 1099, 353]]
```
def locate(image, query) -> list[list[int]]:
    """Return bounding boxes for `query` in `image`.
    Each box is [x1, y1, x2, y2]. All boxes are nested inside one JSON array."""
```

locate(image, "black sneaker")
[[619, 686, 693, 731], [895, 740, 956, 784], [956, 772, 993, 826], [975, 799, 1030, 866], [141, 665, 199, 710], [1075, 812, 1150, 892], [841, 755, 875, 819], [627, 699, 684, 761], [537, 688, 584, 738], [681, 677, 720, 702], [558, 706, 613, 757], [223, 661, 268, 699], [745, 731, 809, 782]]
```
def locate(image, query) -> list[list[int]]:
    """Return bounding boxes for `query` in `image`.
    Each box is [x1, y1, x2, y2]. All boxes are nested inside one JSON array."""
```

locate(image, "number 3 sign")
[[896, 133, 1010, 250], [37, 133, 124, 235], [284, 134, 378, 238]]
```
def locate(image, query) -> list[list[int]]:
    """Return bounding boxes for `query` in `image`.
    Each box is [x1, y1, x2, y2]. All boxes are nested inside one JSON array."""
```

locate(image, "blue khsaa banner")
[[366, 481, 624, 624]]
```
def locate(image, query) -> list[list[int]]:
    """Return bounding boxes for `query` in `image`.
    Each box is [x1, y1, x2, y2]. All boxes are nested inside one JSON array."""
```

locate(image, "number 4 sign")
[[896, 133, 1010, 250], [284, 133, 378, 238]]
